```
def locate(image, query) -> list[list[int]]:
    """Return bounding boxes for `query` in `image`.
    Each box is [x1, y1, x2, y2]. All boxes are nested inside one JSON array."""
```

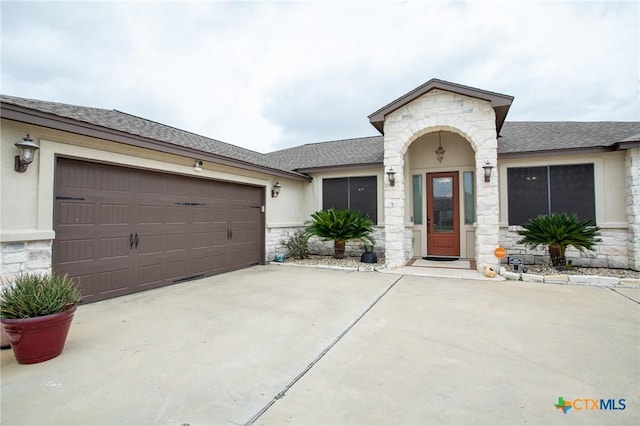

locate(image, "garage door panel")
[[166, 177, 191, 196], [57, 202, 96, 226], [100, 204, 130, 225], [138, 205, 164, 224], [56, 162, 98, 190], [192, 207, 212, 224], [101, 168, 133, 192], [164, 259, 188, 280], [139, 173, 166, 195], [55, 238, 94, 264], [167, 206, 188, 223], [136, 234, 164, 255], [191, 231, 212, 249], [165, 233, 187, 251], [189, 250, 214, 275], [136, 263, 165, 288], [99, 236, 131, 260], [54, 158, 264, 303]]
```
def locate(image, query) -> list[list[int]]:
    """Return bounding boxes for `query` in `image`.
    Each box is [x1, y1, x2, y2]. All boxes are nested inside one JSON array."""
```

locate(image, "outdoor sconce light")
[[483, 162, 494, 182], [434, 131, 445, 163], [271, 181, 282, 198], [193, 160, 203, 172], [386, 168, 396, 186], [14, 134, 40, 172]]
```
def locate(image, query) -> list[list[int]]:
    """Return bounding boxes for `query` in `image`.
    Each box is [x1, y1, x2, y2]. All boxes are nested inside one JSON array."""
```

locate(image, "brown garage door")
[[53, 158, 264, 303]]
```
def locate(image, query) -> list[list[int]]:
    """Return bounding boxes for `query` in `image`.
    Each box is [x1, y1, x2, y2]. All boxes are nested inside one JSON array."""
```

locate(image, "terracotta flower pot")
[[1, 306, 77, 364]]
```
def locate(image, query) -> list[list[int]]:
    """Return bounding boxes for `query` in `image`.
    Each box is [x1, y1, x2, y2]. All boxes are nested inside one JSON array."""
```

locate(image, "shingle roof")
[[498, 122, 640, 154], [0, 94, 306, 178], [265, 122, 640, 170], [3, 94, 639, 175], [266, 136, 384, 171]]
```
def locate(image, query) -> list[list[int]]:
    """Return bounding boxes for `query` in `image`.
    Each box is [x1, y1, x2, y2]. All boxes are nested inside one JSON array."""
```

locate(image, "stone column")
[[626, 148, 640, 271], [384, 151, 406, 269], [474, 146, 500, 272]]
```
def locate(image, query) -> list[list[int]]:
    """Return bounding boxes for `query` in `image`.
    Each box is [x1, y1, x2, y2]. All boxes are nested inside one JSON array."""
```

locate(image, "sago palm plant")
[[517, 213, 601, 269], [305, 208, 375, 259]]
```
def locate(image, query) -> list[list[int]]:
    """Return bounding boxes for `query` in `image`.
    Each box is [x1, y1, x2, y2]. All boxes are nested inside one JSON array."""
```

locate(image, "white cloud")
[[1, 1, 638, 153]]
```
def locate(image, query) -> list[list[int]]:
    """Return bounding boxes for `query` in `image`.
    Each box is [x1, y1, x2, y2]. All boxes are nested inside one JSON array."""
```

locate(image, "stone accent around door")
[[383, 89, 499, 271]]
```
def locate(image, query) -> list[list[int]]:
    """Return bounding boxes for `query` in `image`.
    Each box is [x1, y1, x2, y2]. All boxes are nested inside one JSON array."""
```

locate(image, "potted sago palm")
[[0, 273, 81, 364]]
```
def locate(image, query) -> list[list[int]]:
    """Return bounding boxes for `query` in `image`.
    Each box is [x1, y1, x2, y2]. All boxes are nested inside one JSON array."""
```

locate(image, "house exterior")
[[2, 79, 639, 303]]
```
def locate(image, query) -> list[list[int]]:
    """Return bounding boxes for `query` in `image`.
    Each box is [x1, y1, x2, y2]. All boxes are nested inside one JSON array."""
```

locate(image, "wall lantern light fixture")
[[434, 131, 445, 163], [386, 167, 396, 186], [483, 162, 494, 182], [271, 181, 282, 198], [14, 134, 40, 172]]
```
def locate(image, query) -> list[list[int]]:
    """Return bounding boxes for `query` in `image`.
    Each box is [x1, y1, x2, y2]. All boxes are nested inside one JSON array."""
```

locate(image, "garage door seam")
[[244, 274, 406, 425]]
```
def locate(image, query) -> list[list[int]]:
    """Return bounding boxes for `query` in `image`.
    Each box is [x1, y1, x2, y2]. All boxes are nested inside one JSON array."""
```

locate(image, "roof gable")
[[368, 78, 514, 134]]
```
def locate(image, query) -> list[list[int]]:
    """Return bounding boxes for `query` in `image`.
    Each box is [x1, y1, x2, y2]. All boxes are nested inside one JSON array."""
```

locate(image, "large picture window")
[[322, 176, 377, 224], [507, 164, 595, 225]]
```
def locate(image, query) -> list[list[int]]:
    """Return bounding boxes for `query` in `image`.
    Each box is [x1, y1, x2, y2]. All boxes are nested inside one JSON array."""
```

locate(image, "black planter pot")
[[360, 251, 378, 264]]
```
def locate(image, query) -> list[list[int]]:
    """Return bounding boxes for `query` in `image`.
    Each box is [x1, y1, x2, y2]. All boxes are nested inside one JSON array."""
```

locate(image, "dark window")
[[323, 176, 377, 224], [507, 164, 595, 225]]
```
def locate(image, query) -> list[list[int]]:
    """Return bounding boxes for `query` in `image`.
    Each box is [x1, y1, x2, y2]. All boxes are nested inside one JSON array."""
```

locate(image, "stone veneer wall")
[[0, 240, 53, 281], [382, 89, 499, 270], [266, 226, 386, 261], [626, 148, 640, 271], [499, 226, 629, 268]]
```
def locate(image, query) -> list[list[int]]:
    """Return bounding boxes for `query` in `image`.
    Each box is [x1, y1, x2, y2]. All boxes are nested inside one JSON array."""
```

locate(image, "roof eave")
[[615, 141, 640, 150], [1, 103, 311, 182], [294, 161, 383, 174], [498, 146, 616, 159]]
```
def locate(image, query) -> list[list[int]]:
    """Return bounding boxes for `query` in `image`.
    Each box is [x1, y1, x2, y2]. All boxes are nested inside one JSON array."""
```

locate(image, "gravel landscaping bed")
[[504, 263, 640, 279], [278, 255, 385, 269], [278, 255, 640, 280]]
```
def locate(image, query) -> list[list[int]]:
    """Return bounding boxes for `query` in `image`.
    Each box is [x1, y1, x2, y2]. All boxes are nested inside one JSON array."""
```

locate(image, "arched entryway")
[[367, 79, 513, 272]]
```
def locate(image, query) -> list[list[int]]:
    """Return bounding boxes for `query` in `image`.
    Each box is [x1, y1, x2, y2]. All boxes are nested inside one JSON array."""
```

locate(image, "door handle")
[[229, 229, 233, 240], [134, 233, 139, 248], [227, 229, 231, 240], [129, 233, 134, 249]]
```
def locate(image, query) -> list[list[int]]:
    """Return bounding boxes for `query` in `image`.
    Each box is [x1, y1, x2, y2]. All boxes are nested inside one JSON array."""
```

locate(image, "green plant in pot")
[[0, 273, 81, 364], [305, 208, 375, 259]]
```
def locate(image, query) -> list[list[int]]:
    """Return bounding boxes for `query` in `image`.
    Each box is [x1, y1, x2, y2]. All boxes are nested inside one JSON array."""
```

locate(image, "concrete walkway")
[[1, 266, 638, 425]]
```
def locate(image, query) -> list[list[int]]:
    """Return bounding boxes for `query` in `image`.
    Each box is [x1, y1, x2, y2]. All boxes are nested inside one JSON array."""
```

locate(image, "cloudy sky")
[[1, 0, 638, 153]]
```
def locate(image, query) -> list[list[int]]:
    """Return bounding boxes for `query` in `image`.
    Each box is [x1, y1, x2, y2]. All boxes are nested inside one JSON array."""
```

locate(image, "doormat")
[[423, 256, 459, 261]]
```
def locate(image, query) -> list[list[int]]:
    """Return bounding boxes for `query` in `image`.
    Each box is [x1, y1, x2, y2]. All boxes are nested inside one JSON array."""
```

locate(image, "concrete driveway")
[[1, 266, 638, 425]]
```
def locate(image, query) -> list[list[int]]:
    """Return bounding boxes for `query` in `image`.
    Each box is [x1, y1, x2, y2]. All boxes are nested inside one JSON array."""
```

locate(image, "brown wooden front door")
[[53, 158, 264, 303], [426, 172, 460, 257]]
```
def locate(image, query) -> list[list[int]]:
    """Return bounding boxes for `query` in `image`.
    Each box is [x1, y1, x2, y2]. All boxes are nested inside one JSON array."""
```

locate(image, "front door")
[[426, 172, 460, 257]]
